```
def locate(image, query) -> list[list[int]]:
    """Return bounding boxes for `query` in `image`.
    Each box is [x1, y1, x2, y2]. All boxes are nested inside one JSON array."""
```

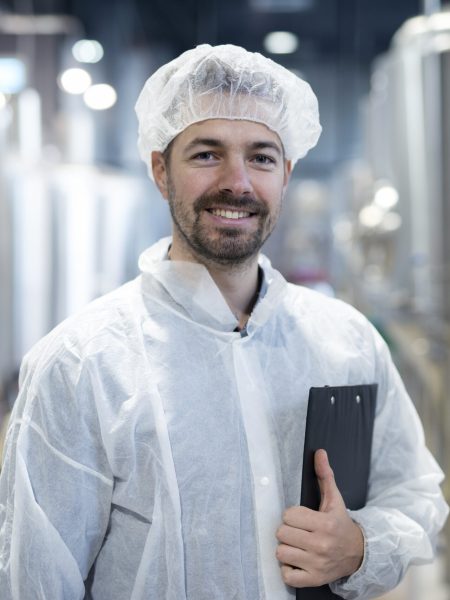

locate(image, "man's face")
[[152, 119, 292, 267]]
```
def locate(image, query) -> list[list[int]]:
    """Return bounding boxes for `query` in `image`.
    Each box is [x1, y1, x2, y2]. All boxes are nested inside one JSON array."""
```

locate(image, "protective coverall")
[[0, 236, 448, 599]]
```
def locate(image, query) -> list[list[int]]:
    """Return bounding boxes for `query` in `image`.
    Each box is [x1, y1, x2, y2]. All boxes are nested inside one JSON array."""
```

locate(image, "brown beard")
[[167, 188, 279, 267]]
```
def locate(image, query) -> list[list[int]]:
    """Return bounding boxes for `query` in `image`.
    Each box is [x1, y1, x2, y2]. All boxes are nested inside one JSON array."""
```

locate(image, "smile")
[[208, 208, 252, 219]]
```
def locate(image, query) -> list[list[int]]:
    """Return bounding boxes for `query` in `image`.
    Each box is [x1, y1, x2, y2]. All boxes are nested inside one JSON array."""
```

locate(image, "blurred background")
[[0, 0, 449, 597]]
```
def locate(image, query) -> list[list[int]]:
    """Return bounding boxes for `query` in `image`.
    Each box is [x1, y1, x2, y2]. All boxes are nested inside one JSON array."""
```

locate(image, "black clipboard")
[[296, 384, 377, 600]]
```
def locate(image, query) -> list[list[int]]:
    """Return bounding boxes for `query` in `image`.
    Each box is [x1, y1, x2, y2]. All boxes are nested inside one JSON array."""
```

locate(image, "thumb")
[[314, 449, 344, 512]]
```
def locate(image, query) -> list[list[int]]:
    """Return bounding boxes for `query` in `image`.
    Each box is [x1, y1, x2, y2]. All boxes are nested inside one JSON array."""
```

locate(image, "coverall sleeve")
[[330, 326, 449, 600], [0, 340, 114, 599]]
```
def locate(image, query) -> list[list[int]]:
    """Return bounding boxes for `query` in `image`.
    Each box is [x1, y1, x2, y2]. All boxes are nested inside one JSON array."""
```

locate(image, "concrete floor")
[[378, 556, 449, 600]]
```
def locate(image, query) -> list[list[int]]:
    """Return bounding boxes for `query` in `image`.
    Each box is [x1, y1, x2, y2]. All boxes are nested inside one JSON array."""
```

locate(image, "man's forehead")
[[174, 118, 284, 152]]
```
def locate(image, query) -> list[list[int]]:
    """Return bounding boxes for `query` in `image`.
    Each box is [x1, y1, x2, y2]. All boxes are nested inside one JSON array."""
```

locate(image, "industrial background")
[[0, 1, 449, 598]]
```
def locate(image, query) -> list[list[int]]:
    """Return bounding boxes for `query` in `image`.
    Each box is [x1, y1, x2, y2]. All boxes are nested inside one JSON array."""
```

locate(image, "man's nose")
[[218, 157, 253, 197]]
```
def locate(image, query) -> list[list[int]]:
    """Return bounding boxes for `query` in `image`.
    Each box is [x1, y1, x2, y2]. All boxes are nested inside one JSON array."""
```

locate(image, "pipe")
[[0, 14, 83, 36]]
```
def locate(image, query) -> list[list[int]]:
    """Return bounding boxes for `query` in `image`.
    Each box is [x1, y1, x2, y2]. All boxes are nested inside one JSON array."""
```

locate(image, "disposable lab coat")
[[0, 236, 448, 599]]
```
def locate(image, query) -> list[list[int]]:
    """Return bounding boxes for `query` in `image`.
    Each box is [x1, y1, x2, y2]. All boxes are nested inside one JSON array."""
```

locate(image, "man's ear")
[[151, 151, 169, 199], [283, 159, 293, 191]]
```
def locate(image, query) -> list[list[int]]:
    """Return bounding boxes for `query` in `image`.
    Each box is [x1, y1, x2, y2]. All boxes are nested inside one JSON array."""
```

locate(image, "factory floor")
[[378, 555, 449, 600]]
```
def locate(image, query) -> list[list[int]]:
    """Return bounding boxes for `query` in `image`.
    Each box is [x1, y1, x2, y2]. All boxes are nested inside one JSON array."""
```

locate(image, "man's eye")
[[193, 151, 215, 160], [254, 154, 275, 165]]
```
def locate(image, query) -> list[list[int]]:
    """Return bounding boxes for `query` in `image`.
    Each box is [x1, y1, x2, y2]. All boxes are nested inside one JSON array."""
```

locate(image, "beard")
[[167, 185, 281, 266]]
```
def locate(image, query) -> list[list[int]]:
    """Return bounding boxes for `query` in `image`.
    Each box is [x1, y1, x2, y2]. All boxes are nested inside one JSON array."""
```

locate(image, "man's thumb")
[[314, 449, 343, 512]]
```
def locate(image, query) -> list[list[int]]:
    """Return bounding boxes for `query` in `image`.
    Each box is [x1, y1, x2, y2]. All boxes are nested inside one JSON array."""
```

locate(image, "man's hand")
[[275, 449, 364, 588]]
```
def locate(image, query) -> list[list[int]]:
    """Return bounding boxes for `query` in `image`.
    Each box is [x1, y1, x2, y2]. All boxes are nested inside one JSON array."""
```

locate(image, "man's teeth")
[[209, 209, 251, 219]]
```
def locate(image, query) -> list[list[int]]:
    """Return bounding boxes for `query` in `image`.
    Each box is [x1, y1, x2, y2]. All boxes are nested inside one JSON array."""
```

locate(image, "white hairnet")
[[135, 44, 322, 180]]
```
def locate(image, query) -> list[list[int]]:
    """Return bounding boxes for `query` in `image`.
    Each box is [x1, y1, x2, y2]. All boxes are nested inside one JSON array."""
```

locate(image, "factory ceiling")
[[0, 0, 423, 69]]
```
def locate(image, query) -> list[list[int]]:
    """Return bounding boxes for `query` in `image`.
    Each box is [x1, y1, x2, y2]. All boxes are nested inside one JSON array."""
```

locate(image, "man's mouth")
[[207, 208, 254, 220]]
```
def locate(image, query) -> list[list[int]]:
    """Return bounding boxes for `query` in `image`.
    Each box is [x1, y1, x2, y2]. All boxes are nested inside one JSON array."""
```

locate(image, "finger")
[[276, 543, 314, 571], [276, 523, 314, 549], [282, 506, 322, 530], [314, 449, 344, 512], [281, 564, 319, 589]]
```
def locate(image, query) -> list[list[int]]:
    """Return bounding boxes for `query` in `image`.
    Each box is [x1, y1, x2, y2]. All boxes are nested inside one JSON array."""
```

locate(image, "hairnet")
[[135, 44, 322, 180]]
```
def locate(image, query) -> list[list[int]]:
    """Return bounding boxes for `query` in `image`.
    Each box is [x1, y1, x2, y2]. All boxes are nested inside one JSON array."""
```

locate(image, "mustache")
[[194, 191, 268, 215]]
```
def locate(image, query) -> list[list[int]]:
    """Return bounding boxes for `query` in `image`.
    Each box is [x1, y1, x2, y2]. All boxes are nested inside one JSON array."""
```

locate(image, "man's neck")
[[168, 240, 260, 328], [206, 261, 260, 329]]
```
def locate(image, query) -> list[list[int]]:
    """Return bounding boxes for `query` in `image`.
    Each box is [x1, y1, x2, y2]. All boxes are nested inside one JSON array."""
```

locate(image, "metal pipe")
[[0, 14, 82, 36]]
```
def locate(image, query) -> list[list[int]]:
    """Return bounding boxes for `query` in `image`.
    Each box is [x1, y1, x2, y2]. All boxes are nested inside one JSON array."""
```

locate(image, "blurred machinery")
[[0, 16, 170, 408], [332, 8, 450, 576], [0, 157, 168, 403]]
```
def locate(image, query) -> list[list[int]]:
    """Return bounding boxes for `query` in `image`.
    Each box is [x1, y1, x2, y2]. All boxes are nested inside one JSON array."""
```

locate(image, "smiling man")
[[151, 117, 291, 330], [0, 44, 448, 600], [157, 119, 286, 266]]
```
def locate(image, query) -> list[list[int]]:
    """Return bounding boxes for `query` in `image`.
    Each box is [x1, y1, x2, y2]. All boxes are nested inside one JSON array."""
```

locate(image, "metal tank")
[[0, 37, 172, 404], [367, 11, 450, 321], [0, 156, 168, 381], [363, 11, 450, 581]]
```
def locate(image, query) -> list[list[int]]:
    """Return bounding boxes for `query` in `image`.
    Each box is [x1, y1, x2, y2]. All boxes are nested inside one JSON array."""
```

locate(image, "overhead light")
[[72, 39, 104, 64], [59, 68, 92, 95], [251, 0, 313, 12], [373, 184, 399, 210], [0, 14, 79, 35], [83, 84, 117, 110], [0, 57, 27, 94], [359, 205, 384, 228], [264, 31, 299, 54]]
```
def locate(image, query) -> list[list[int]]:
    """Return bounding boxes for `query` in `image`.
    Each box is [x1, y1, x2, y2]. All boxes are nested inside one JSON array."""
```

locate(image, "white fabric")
[[0, 236, 448, 600], [135, 44, 322, 180]]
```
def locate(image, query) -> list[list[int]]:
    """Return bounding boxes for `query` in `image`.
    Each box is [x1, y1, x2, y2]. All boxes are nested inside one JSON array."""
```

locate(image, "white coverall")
[[0, 236, 448, 599]]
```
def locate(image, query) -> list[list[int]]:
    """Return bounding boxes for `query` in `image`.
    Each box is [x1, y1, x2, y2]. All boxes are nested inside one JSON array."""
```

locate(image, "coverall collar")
[[138, 237, 287, 334]]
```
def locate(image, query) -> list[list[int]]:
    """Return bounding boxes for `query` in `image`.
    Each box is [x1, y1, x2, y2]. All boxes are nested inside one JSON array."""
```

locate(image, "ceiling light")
[[373, 185, 399, 210], [359, 205, 384, 228], [83, 84, 117, 110], [59, 68, 92, 95], [0, 57, 26, 93], [251, 0, 313, 12], [72, 39, 104, 64], [264, 31, 299, 54]]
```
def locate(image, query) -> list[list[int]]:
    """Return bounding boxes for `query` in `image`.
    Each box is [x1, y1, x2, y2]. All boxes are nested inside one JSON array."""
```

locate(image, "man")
[[0, 44, 447, 599]]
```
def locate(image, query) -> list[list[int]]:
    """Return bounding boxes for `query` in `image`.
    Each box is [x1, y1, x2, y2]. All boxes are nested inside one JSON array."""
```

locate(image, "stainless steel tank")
[[367, 12, 450, 320]]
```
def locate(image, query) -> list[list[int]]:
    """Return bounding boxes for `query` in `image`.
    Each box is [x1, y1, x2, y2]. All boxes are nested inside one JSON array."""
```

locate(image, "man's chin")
[[192, 240, 263, 265]]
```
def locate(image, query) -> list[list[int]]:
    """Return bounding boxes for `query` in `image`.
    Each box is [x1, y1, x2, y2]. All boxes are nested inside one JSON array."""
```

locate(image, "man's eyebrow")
[[183, 137, 283, 156], [249, 141, 283, 156], [183, 138, 224, 152]]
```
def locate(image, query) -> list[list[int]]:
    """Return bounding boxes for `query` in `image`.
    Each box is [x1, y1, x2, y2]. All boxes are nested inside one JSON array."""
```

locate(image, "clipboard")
[[296, 384, 377, 600]]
